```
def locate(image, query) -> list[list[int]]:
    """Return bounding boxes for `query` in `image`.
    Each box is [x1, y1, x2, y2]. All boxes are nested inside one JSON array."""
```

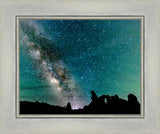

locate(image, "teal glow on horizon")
[[19, 19, 141, 108]]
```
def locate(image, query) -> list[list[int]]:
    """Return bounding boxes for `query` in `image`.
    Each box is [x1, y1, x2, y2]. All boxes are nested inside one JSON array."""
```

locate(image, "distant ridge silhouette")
[[20, 91, 140, 114]]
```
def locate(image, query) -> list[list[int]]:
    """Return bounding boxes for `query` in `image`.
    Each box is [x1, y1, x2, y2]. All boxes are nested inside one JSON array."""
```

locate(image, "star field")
[[19, 19, 141, 109]]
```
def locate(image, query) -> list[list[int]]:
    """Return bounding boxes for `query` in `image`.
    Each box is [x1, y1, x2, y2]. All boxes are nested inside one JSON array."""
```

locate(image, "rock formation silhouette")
[[20, 90, 140, 114]]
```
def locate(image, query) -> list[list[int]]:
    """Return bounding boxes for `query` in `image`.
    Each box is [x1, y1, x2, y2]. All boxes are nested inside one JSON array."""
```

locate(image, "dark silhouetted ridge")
[[20, 91, 140, 114]]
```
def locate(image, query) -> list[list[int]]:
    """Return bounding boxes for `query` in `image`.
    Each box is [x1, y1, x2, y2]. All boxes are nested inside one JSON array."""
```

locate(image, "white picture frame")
[[0, 0, 160, 134]]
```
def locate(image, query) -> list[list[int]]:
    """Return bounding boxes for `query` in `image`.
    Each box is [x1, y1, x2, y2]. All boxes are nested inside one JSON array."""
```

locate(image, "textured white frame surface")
[[0, 0, 160, 134]]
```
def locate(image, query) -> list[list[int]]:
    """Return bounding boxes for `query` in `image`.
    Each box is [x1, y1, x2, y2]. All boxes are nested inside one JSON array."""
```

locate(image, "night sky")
[[19, 19, 141, 109]]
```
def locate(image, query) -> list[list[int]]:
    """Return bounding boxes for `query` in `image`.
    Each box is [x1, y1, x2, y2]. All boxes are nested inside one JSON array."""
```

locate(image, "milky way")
[[19, 19, 141, 109], [20, 20, 86, 108]]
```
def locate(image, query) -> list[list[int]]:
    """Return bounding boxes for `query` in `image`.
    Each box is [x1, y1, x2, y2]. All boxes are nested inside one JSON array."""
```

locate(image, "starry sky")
[[19, 19, 141, 109]]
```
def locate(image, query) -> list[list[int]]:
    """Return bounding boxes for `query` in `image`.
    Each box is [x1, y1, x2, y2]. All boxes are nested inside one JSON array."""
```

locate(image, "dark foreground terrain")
[[20, 91, 140, 114]]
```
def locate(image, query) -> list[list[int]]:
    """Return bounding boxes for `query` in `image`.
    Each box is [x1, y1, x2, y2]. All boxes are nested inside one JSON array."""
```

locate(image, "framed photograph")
[[16, 16, 144, 118], [0, 0, 160, 134]]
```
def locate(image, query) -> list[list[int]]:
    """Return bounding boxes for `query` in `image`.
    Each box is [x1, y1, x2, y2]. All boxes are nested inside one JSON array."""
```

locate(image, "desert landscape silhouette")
[[20, 90, 140, 114]]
